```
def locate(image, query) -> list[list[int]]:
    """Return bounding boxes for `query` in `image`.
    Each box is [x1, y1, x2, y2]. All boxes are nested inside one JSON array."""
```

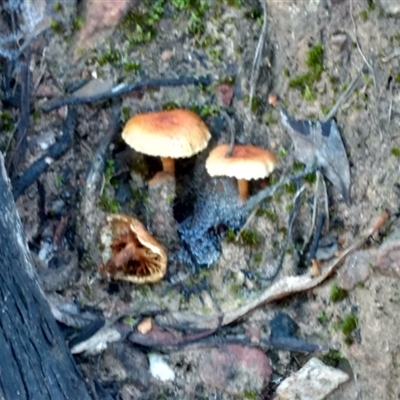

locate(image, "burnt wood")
[[0, 153, 92, 400]]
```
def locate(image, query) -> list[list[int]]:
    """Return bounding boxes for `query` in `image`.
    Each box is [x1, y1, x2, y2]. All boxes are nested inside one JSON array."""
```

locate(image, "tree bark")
[[0, 153, 92, 400]]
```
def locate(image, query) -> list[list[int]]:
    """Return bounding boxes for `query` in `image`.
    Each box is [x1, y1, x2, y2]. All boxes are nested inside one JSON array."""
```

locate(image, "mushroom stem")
[[161, 157, 175, 175], [237, 179, 249, 202]]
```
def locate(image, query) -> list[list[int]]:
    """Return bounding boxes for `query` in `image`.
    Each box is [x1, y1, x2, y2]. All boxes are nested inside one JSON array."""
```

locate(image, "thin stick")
[[260, 185, 305, 281], [381, 49, 400, 63], [235, 205, 259, 241], [349, 0, 374, 81], [302, 170, 320, 253], [323, 71, 363, 122], [220, 110, 236, 158], [248, 0, 268, 113], [241, 164, 316, 215], [388, 78, 394, 125]]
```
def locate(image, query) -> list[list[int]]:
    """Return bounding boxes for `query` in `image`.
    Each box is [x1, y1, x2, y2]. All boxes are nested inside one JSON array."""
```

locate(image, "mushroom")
[[99, 214, 167, 284], [122, 109, 211, 176], [205, 144, 277, 202]]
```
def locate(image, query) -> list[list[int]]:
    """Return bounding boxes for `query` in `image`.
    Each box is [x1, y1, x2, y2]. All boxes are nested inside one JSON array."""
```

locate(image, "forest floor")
[[1, 0, 400, 399]]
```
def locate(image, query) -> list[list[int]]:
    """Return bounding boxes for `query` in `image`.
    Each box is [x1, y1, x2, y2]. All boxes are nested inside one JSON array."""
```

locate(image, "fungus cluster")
[[99, 108, 278, 282]]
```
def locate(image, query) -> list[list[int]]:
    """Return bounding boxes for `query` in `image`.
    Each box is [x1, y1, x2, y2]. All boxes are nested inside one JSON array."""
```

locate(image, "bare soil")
[[1, 0, 400, 399]]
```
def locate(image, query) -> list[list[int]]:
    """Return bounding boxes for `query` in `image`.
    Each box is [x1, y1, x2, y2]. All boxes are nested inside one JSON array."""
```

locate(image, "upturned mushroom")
[[99, 214, 167, 284], [205, 144, 277, 202], [122, 109, 211, 176]]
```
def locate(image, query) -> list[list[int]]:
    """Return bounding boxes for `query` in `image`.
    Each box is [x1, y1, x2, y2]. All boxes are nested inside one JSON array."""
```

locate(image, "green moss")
[[340, 314, 358, 336], [219, 75, 236, 85], [304, 172, 316, 184], [305, 43, 324, 71], [320, 103, 330, 116], [278, 147, 287, 157], [121, 0, 166, 47], [50, 19, 63, 34], [359, 9, 368, 21], [322, 349, 343, 367], [123, 61, 141, 72], [391, 147, 400, 158], [285, 182, 297, 195], [0, 111, 14, 132], [98, 48, 122, 67], [241, 229, 260, 245], [265, 111, 277, 125], [249, 96, 261, 113], [244, 8, 262, 21], [225, 228, 236, 242], [72, 17, 83, 31], [162, 101, 180, 111], [121, 106, 131, 123], [368, 0, 376, 10], [189, 104, 220, 118], [395, 73, 400, 84], [172, 0, 209, 36], [330, 284, 348, 302], [99, 159, 120, 213], [253, 253, 262, 263], [283, 67, 290, 77], [317, 310, 329, 325], [289, 43, 324, 99], [242, 391, 258, 399], [53, 2, 63, 11], [256, 208, 278, 222]]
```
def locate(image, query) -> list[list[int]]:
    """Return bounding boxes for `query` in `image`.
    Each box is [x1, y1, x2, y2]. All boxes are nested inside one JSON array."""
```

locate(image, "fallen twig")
[[308, 212, 326, 262], [220, 110, 236, 157], [248, 0, 268, 112], [11, 107, 77, 199], [260, 185, 305, 281], [78, 100, 121, 262], [241, 164, 316, 215], [323, 71, 363, 122], [349, 0, 375, 86], [381, 48, 400, 63], [41, 75, 212, 112], [155, 210, 389, 332]]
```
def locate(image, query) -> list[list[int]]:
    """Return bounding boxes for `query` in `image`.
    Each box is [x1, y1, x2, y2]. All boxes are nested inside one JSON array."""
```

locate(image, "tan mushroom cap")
[[99, 214, 167, 284], [206, 144, 277, 180], [122, 109, 211, 159]]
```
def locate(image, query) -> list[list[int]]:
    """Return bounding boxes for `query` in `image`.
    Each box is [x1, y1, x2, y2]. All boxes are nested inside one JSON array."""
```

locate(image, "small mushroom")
[[205, 144, 277, 202], [99, 214, 167, 284], [122, 109, 211, 176]]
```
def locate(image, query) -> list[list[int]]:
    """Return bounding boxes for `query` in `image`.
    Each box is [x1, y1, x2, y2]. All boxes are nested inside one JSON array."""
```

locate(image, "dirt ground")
[[1, 0, 400, 399]]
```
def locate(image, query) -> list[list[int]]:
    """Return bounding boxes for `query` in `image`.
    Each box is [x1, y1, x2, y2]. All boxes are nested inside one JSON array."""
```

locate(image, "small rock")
[[330, 33, 347, 51], [148, 354, 175, 382], [101, 343, 150, 389], [378, 0, 400, 15], [161, 49, 175, 61], [373, 225, 400, 277], [270, 312, 299, 339], [337, 250, 372, 290], [198, 345, 271, 396], [276, 357, 349, 400], [217, 84, 234, 106]]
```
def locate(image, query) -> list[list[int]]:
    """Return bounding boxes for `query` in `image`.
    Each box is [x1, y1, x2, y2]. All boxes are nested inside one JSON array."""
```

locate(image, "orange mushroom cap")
[[122, 109, 211, 159], [205, 144, 277, 180]]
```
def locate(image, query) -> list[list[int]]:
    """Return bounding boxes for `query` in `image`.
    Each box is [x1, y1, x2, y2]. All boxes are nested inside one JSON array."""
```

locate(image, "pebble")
[[198, 345, 271, 396], [148, 354, 175, 382], [337, 250, 371, 290], [276, 357, 349, 400]]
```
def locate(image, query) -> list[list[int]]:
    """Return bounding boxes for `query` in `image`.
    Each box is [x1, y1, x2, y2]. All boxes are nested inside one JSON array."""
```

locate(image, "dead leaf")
[[280, 108, 351, 203]]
